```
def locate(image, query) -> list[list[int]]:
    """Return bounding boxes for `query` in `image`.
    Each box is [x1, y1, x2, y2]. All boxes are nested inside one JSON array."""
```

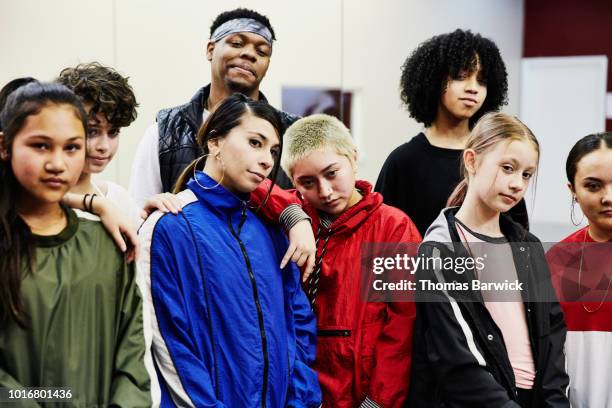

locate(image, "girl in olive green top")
[[0, 82, 151, 407]]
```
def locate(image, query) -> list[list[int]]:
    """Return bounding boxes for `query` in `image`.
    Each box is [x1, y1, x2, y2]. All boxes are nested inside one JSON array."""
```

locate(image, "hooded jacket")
[[408, 207, 569, 408], [253, 180, 421, 407], [138, 171, 321, 408]]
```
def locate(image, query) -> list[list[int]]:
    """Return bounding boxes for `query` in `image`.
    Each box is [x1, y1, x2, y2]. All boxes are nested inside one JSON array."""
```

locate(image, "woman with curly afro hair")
[[375, 29, 528, 236]]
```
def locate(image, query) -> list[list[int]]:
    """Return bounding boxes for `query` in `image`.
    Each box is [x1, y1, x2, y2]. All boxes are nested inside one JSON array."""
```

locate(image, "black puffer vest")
[[157, 85, 298, 192]]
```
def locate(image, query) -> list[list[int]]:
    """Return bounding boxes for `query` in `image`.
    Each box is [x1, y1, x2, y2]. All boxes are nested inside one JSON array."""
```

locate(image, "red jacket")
[[254, 180, 421, 407]]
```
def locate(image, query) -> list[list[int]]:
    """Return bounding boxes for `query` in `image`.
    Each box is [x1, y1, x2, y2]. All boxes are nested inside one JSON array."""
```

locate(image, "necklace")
[[456, 222, 475, 256], [577, 227, 612, 313]]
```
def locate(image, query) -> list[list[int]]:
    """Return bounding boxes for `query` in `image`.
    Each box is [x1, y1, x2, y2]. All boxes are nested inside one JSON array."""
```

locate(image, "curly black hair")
[[57, 62, 138, 129], [400, 29, 508, 128], [210, 8, 276, 41]]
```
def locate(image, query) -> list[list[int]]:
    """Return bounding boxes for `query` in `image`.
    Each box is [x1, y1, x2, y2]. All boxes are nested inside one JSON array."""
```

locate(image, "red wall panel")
[[524, 0, 612, 131]]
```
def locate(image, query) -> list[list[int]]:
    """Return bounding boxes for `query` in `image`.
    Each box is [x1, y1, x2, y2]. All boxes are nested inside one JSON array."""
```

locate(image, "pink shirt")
[[456, 221, 535, 389]]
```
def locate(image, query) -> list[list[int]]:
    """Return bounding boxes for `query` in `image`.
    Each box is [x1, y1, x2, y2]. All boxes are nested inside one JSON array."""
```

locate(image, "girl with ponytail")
[[409, 112, 569, 407], [138, 93, 321, 407]]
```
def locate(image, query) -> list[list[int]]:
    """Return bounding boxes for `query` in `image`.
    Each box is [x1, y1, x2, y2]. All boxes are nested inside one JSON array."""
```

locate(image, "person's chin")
[[238, 180, 259, 194], [86, 162, 106, 174], [596, 213, 612, 225], [320, 199, 345, 215], [496, 200, 516, 213], [226, 78, 257, 95], [39, 189, 67, 204]]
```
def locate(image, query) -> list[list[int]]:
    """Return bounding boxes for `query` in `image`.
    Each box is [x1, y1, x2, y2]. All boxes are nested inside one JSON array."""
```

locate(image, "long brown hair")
[[447, 112, 539, 207], [173, 93, 283, 207], [0, 82, 87, 328]]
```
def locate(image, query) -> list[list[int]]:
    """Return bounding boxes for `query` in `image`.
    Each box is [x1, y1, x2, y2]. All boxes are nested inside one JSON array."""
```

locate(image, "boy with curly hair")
[[57, 62, 143, 223], [375, 29, 528, 236]]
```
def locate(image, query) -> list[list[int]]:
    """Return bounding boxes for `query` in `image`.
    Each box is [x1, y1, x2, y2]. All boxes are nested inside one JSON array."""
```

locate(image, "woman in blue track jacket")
[[138, 94, 321, 408]]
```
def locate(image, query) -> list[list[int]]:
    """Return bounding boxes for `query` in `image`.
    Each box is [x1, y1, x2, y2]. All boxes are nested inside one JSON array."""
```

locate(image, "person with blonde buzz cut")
[[251, 114, 421, 407]]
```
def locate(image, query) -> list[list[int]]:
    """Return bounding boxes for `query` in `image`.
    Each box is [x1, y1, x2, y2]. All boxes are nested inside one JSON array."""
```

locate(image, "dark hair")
[[400, 29, 508, 128], [0, 82, 87, 328], [0, 77, 37, 130], [210, 8, 276, 41], [57, 62, 138, 129], [173, 93, 283, 205], [566, 132, 612, 186]]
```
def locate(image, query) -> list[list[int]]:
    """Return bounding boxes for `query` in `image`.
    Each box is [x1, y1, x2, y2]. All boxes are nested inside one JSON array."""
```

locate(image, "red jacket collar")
[[305, 180, 382, 235]]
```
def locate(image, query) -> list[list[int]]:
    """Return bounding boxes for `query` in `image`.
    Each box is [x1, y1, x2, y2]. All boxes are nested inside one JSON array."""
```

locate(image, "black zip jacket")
[[408, 207, 569, 408]]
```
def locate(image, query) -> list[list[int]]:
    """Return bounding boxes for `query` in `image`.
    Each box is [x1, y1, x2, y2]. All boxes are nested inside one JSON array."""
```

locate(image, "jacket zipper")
[[228, 204, 269, 408], [520, 246, 539, 401], [317, 329, 351, 337]]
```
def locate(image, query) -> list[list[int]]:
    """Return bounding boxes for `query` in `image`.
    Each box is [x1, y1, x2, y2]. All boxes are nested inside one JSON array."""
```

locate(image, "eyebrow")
[[232, 33, 270, 48], [296, 175, 313, 183], [248, 131, 268, 141], [26, 135, 83, 141], [295, 163, 339, 182], [501, 157, 536, 171], [321, 163, 338, 173], [248, 131, 280, 147], [582, 176, 602, 182]]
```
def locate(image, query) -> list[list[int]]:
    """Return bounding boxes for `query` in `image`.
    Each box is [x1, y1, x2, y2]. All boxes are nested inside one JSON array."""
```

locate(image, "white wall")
[[342, 0, 524, 182], [0, 0, 524, 187], [520, 56, 608, 241]]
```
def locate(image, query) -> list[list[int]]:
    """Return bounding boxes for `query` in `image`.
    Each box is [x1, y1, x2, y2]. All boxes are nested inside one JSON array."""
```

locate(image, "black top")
[[454, 217, 508, 244], [375, 133, 529, 236]]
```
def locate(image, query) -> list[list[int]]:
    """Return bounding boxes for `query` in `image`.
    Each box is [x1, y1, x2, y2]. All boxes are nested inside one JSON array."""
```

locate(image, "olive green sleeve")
[[109, 261, 152, 408]]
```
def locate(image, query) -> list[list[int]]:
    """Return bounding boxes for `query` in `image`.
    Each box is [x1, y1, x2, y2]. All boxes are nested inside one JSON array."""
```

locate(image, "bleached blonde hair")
[[281, 113, 357, 179]]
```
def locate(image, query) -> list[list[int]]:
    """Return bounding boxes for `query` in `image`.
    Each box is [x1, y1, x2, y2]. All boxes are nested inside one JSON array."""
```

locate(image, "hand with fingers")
[[282, 219, 316, 282], [142, 192, 183, 220]]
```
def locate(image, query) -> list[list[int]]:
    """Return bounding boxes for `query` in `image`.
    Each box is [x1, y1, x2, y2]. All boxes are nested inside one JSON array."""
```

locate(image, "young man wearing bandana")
[[129, 8, 297, 207]]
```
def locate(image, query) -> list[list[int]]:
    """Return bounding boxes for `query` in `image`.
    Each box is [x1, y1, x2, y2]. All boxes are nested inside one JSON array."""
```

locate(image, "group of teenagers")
[[0, 7, 610, 408]]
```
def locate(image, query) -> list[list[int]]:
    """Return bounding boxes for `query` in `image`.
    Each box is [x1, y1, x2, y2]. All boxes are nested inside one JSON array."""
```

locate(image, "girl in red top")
[[546, 132, 612, 408]]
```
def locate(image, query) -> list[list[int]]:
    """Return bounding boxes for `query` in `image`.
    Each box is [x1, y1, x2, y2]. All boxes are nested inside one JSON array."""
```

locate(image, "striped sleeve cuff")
[[279, 204, 310, 232], [360, 396, 382, 408]]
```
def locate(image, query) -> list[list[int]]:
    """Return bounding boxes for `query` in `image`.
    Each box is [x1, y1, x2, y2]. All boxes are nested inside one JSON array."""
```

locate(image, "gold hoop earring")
[[570, 196, 585, 226], [193, 152, 225, 191]]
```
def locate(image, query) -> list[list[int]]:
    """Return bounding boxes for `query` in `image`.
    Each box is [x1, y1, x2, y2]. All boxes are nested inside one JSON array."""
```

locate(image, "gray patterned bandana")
[[210, 18, 273, 51]]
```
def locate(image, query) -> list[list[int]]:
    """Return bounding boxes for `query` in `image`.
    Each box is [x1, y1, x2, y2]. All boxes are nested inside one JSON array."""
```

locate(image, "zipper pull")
[[237, 201, 248, 234]]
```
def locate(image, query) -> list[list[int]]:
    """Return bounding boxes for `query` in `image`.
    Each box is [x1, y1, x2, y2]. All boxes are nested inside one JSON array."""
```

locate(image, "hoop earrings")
[[193, 152, 225, 191], [571, 196, 585, 226]]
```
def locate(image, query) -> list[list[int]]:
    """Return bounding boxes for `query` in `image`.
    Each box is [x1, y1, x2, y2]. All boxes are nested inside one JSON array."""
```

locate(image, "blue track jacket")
[[138, 171, 321, 407]]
